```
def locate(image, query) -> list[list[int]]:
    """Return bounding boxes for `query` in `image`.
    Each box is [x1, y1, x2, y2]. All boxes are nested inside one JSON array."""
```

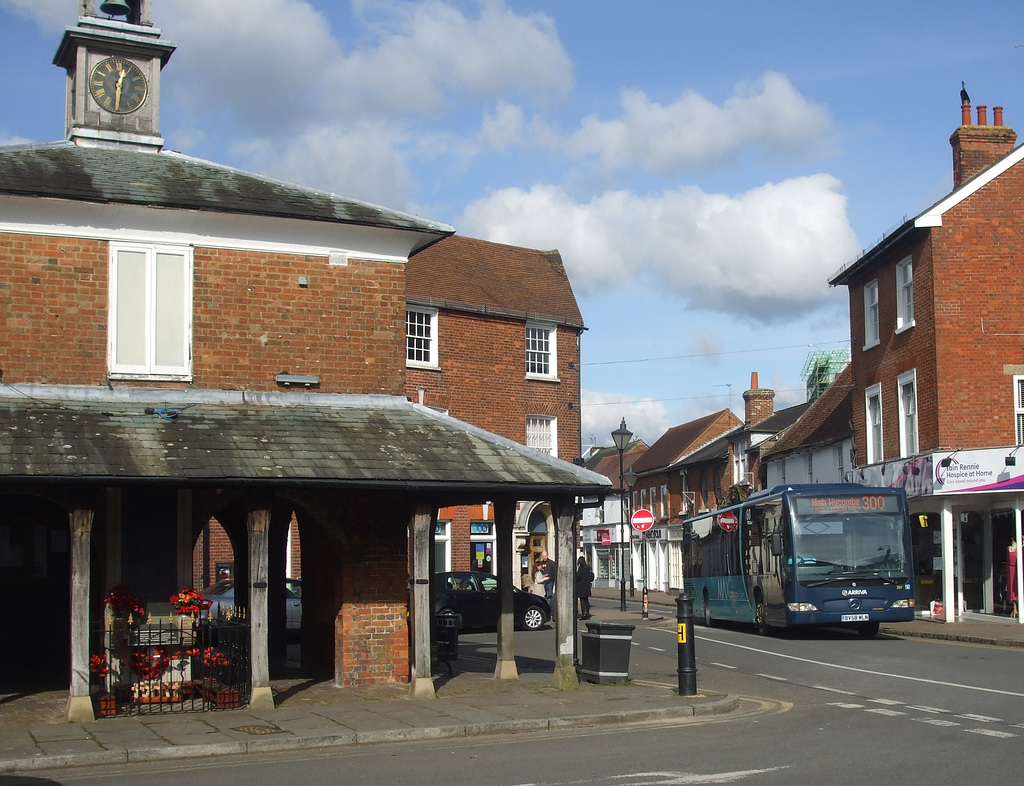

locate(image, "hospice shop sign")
[[851, 448, 1024, 497]]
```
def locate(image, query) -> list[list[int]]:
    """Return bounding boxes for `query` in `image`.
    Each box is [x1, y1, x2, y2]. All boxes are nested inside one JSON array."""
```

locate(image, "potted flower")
[[170, 588, 212, 618], [89, 654, 118, 716], [103, 583, 146, 622]]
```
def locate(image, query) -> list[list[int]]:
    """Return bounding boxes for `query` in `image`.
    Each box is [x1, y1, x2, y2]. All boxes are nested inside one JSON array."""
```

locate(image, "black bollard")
[[675, 592, 697, 696]]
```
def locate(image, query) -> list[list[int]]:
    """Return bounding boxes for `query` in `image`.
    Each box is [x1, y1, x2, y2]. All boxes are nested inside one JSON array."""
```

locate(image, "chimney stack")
[[743, 372, 775, 428], [951, 100, 1017, 188]]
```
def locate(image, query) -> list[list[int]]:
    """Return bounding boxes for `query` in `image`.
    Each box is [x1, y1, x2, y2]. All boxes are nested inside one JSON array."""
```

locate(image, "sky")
[[2, 0, 1023, 454]]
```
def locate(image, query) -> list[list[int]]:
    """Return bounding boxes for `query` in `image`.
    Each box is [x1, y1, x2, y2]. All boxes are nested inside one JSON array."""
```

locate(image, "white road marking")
[[827, 702, 865, 709], [865, 708, 906, 717], [965, 728, 1017, 739], [956, 713, 1001, 723], [649, 646, 666, 652], [711, 662, 737, 669], [868, 698, 903, 705], [906, 705, 950, 714], [813, 685, 856, 695], [914, 718, 960, 727], [691, 629, 1024, 698], [756, 673, 789, 682]]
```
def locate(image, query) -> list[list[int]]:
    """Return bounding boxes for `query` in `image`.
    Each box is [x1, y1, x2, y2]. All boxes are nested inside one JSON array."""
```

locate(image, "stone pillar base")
[[552, 655, 580, 690], [248, 685, 276, 711], [494, 659, 519, 680], [408, 676, 436, 700], [66, 694, 95, 723]]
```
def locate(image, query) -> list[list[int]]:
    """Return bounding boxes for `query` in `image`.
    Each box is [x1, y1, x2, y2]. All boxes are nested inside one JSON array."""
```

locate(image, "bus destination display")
[[795, 494, 901, 515]]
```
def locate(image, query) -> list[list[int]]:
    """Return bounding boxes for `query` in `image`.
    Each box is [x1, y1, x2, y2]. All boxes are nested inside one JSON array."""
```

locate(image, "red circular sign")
[[718, 511, 739, 532], [631, 509, 656, 531]]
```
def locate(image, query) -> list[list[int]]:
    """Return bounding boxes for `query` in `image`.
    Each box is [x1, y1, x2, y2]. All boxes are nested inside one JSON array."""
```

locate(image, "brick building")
[[829, 100, 1024, 621], [405, 235, 586, 586], [0, 1, 607, 719]]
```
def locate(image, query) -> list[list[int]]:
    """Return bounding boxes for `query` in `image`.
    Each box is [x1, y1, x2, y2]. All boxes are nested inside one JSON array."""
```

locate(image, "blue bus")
[[683, 484, 915, 638]]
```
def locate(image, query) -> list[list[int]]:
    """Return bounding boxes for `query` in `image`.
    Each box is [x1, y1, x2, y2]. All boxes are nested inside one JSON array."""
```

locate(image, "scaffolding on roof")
[[801, 348, 850, 402]]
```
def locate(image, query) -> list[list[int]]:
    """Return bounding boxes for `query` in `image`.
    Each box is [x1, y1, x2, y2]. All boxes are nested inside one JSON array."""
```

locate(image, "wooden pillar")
[[494, 499, 518, 679], [247, 504, 275, 710], [67, 507, 95, 722], [551, 497, 579, 690], [176, 489, 193, 591], [409, 503, 436, 699]]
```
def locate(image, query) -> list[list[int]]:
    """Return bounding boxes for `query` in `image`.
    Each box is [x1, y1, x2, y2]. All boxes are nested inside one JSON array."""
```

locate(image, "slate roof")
[[0, 387, 609, 497], [763, 366, 853, 457], [631, 410, 740, 474], [746, 402, 813, 444], [0, 142, 454, 240], [407, 235, 584, 328]]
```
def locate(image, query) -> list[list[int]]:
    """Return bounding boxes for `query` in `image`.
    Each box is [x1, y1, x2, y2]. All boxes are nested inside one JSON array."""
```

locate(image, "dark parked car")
[[433, 571, 550, 631]]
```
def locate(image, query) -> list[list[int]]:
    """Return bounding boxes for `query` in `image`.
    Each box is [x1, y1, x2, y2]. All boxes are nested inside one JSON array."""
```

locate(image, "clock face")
[[89, 57, 148, 115]]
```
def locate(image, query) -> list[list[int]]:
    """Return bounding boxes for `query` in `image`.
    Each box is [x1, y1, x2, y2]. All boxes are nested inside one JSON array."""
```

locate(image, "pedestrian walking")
[[538, 551, 556, 620]]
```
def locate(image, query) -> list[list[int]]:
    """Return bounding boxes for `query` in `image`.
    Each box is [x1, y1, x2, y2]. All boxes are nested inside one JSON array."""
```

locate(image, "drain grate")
[[233, 724, 283, 735]]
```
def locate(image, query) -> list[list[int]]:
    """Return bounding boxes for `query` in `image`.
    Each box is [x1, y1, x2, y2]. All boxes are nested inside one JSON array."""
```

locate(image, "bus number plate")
[[841, 614, 870, 622]]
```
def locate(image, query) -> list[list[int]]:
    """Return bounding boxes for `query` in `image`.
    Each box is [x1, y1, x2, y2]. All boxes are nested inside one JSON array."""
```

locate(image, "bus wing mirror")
[[770, 532, 783, 556]]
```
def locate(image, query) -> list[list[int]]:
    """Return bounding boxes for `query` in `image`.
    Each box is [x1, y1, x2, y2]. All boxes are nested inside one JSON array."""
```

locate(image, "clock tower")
[[53, 0, 176, 151]]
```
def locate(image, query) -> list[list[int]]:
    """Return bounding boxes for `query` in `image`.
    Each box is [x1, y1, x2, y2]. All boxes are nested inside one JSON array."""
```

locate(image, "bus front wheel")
[[858, 621, 880, 638], [754, 593, 770, 636]]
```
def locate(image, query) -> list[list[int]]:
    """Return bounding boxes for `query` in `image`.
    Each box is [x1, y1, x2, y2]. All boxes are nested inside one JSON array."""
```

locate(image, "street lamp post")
[[611, 418, 633, 613], [623, 466, 642, 617]]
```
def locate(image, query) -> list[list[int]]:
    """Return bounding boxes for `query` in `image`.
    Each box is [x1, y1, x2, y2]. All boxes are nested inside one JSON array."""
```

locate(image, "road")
[[22, 598, 1024, 784]]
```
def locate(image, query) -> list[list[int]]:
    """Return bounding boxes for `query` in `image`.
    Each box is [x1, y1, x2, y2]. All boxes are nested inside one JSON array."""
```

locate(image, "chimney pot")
[[977, 105, 988, 126], [994, 106, 1004, 126], [750, 371, 758, 389], [962, 103, 972, 126]]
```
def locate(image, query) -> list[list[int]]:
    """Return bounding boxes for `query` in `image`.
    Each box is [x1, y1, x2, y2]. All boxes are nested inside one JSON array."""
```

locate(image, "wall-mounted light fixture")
[[1007, 446, 1022, 466], [274, 373, 319, 388]]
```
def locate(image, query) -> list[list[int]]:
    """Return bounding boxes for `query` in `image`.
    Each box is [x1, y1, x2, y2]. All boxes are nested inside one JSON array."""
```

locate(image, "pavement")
[[3, 589, 1024, 776]]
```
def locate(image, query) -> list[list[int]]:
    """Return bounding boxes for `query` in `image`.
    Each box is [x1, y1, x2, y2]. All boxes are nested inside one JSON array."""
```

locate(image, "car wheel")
[[521, 606, 545, 631]]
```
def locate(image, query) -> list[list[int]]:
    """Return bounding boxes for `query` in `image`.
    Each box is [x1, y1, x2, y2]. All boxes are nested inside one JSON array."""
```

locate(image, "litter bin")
[[580, 620, 635, 684], [434, 614, 459, 661]]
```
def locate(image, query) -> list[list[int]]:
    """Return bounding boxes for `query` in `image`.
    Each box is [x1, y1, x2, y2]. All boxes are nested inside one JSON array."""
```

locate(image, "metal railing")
[[90, 615, 250, 716]]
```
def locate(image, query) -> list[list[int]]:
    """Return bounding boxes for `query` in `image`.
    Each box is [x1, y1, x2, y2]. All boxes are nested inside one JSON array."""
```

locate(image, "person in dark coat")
[[576, 556, 595, 619]]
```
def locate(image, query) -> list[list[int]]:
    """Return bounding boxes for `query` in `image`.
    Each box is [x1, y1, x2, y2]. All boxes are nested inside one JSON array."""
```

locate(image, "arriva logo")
[[842, 589, 868, 596]]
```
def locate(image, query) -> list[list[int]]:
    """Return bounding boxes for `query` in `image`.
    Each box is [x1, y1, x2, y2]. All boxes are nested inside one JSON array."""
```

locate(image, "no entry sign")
[[631, 508, 655, 531], [718, 510, 739, 532]]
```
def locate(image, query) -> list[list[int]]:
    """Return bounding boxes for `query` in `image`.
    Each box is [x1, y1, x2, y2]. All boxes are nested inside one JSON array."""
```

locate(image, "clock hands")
[[114, 67, 126, 113]]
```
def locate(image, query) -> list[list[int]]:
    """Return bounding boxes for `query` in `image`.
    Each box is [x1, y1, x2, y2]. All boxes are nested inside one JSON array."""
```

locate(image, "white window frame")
[[108, 242, 193, 380], [1015, 376, 1024, 445], [525, 321, 558, 380], [863, 279, 880, 349], [406, 306, 438, 369], [866, 383, 883, 464], [526, 415, 557, 456], [895, 256, 914, 333], [897, 370, 918, 457], [660, 485, 668, 519]]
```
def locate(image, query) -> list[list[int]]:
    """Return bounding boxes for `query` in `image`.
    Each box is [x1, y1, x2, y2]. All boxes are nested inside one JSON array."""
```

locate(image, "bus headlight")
[[891, 598, 914, 608], [787, 602, 818, 612]]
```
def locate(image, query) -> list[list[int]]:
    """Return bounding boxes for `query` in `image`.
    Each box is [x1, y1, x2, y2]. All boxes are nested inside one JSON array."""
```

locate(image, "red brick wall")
[[846, 159, 1024, 462], [405, 310, 581, 459], [0, 234, 405, 395]]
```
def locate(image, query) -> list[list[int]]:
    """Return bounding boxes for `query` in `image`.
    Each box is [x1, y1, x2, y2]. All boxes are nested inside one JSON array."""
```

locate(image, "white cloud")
[[566, 72, 835, 176], [580, 391, 670, 452], [459, 174, 859, 323]]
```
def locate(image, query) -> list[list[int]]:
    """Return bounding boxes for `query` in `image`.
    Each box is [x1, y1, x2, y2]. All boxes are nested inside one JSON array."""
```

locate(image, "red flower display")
[[103, 583, 146, 619], [169, 588, 213, 616], [131, 649, 170, 680], [89, 654, 111, 679]]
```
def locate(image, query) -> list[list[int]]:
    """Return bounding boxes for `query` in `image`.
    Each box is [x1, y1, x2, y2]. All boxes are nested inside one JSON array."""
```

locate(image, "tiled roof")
[[0, 142, 454, 239], [764, 365, 853, 457], [407, 235, 584, 328], [631, 410, 740, 474], [0, 387, 609, 496], [748, 402, 813, 439], [589, 450, 647, 490]]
